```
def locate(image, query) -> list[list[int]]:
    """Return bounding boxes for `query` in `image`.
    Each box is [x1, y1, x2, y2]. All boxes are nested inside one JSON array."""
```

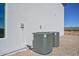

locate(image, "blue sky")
[[64, 3, 79, 27], [0, 3, 5, 28]]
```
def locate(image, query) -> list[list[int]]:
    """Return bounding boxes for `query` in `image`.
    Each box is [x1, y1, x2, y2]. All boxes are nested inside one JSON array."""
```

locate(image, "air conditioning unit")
[[32, 32, 59, 55]]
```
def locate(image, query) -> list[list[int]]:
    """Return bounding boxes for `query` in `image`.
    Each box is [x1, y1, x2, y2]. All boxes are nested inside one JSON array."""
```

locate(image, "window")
[[0, 3, 5, 38]]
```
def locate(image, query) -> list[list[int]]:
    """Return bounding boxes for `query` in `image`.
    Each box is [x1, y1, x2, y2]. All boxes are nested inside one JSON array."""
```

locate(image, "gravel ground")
[[11, 31, 79, 56]]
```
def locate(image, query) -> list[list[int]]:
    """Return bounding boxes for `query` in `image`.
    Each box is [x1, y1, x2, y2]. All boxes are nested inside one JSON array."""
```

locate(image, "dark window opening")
[[0, 3, 5, 38]]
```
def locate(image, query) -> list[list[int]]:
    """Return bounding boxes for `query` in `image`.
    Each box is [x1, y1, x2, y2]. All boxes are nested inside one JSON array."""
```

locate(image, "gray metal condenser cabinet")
[[32, 32, 59, 55]]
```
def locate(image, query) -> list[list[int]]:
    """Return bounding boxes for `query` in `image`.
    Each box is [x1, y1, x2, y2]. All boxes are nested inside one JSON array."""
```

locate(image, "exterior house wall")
[[0, 3, 64, 55]]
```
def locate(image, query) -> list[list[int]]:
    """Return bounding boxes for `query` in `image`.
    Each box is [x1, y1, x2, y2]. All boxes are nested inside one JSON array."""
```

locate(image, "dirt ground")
[[11, 31, 79, 56]]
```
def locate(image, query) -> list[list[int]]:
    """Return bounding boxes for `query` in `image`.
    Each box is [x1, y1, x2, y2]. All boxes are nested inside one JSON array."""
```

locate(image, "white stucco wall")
[[0, 3, 64, 55]]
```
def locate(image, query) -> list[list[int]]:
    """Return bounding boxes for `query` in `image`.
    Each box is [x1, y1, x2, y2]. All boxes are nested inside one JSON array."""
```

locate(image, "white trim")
[[5, 3, 7, 39]]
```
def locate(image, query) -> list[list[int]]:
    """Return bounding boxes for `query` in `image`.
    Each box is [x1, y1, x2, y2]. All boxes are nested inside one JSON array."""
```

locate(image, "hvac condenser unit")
[[32, 32, 59, 55]]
